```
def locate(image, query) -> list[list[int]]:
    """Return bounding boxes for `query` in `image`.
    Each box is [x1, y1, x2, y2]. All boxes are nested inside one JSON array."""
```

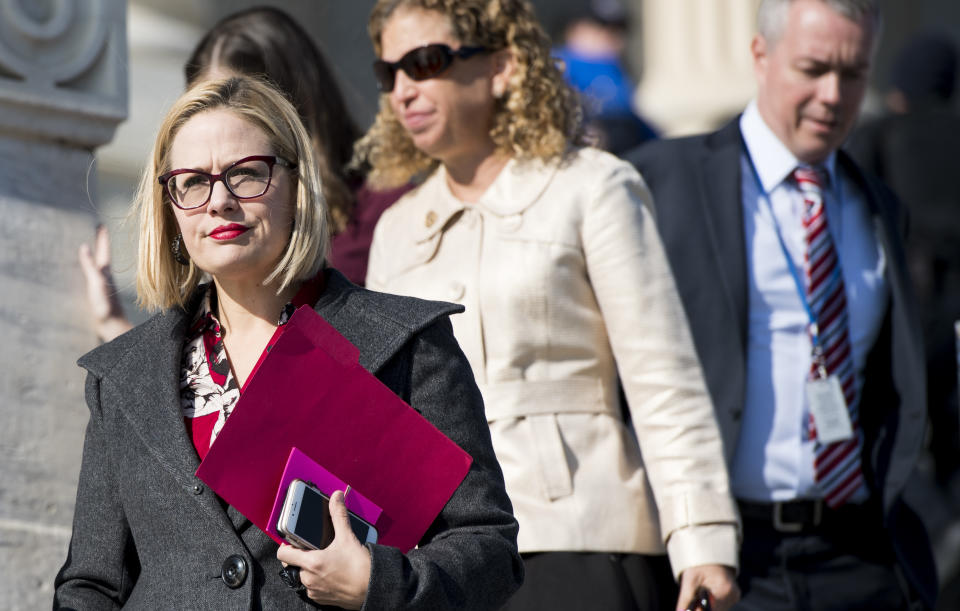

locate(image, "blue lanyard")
[[744, 153, 843, 351]]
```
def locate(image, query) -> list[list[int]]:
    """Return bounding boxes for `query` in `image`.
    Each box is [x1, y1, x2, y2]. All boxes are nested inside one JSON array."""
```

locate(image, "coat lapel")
[[313, 269, 462, 375], [111, 312, 199, 474], [91, 298, 239, 536]]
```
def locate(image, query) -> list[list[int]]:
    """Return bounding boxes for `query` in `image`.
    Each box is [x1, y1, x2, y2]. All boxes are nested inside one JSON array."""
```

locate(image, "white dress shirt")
[[730, 101, 888, 503]]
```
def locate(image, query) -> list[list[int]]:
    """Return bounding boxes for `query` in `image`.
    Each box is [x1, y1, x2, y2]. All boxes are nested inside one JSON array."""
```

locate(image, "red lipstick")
[[209, 223, 249, 241]]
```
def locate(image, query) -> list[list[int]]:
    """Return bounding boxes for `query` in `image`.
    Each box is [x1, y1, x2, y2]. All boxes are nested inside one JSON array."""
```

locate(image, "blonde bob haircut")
[[354, 0, 583, 188], [135, 76, 328, 311]]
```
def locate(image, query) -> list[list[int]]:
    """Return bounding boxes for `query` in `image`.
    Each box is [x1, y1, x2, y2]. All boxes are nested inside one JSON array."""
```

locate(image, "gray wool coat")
[[54, 269, 523, 610]]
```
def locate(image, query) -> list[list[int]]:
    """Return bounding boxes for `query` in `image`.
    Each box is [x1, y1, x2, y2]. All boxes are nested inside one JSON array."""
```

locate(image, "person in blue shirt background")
[[553, 0, 658, 155]]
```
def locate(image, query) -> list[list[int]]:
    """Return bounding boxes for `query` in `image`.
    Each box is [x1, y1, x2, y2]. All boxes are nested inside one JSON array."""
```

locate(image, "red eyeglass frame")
[[158, 155, 295, 210]]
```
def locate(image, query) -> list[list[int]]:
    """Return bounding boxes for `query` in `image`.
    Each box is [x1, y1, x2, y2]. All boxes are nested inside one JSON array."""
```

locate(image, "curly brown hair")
[[354, 0, 584, 188]]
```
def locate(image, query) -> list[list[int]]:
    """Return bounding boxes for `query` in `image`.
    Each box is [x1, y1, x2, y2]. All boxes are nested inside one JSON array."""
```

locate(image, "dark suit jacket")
[[627, 119, 937, 607], [54, 269, 523, 610]]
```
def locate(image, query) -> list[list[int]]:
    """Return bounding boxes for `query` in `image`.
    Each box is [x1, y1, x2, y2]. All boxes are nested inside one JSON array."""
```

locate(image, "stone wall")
[[0, 1, 127, 609]]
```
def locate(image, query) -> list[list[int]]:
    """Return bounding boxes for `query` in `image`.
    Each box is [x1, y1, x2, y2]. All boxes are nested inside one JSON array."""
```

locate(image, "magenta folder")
[[264, 447, 383, 544], [196, 306, 473, 552]]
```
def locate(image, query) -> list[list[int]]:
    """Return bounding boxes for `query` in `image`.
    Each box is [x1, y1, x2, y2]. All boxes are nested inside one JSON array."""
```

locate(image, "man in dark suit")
[[628, 0, 937, 608]]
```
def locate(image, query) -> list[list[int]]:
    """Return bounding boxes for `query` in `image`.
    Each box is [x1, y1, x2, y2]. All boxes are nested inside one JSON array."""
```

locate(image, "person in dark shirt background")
[[849, 32, 960, 488], [848, 31, 960, 610]]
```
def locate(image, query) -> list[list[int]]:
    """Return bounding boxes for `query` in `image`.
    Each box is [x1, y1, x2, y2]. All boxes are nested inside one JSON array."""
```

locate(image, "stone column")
[[0, 1, 127, 609], [634, 0, 761, 136]]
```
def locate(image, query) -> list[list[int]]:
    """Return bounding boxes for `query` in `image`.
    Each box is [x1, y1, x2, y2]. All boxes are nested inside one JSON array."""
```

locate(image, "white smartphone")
[[276, 479, 378, 549]]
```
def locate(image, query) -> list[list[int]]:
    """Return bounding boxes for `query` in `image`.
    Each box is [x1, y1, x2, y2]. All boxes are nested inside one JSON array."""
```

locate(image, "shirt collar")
[[740, 100, 838, 192], [409, 154, 559, 243], [471, 156, 557, 216], [190, 286, 220, 336], [410, 169, 468, 244]]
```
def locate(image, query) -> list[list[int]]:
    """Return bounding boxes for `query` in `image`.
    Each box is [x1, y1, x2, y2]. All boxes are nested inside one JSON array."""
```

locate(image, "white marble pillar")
[[0, 1, 127, 608], [635, 0, 761, 136]]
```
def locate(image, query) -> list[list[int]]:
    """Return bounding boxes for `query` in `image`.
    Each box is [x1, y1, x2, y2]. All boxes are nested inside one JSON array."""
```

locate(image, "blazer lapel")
[[837, 152, 915, 323], [698, 121, 750, 355], [837, 152, 927, 511]]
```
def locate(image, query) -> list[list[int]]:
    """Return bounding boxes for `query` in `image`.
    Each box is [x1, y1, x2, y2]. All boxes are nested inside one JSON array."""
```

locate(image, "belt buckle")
[[772, 500, 822, 533]]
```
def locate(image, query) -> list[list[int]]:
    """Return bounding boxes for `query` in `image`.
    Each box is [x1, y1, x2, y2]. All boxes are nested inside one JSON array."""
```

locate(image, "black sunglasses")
[[372, 43, 488, 92]]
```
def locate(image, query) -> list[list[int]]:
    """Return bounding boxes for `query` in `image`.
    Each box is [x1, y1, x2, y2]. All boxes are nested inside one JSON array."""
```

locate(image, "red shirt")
[[328, 181, 412, 285], [179, 274, 324, 460]]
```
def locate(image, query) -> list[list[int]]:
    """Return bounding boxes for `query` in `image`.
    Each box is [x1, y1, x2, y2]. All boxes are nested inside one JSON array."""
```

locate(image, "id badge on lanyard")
[[805, 339, 854, 444]]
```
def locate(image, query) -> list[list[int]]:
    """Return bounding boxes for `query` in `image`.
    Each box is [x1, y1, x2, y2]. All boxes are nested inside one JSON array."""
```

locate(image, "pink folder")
[[196, 306, 473, 552], [265, 447, 383, 544]]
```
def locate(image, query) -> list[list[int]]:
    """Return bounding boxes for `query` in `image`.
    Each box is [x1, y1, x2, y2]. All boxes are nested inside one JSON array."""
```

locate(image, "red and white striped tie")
[[795, 166, 866, 508]]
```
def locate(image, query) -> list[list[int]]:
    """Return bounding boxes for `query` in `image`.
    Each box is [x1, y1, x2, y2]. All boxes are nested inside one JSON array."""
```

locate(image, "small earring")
[[171, 234, 189, 265]]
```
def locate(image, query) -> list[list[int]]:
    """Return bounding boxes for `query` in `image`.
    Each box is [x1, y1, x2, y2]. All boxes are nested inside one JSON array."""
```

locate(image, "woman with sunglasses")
[[54, 76, 522, 610], [79, 7, 411, 342], [359, 1, 740, 610]]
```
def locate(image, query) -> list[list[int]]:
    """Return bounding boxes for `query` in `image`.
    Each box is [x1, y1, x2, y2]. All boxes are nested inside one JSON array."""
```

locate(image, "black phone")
[[685, 586, 712, 611], [276, 479, 379, 550]]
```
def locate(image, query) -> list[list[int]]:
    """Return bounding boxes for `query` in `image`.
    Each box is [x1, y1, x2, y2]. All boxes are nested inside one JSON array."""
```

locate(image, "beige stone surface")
[[0, 1, 127, 608], [635, 0, 761, 135], [0, 192, 93, 610]]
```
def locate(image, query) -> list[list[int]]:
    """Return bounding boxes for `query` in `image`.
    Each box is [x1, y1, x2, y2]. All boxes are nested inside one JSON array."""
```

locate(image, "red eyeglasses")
[[372, 43, 488, 92], [158, 155, 294, 210]]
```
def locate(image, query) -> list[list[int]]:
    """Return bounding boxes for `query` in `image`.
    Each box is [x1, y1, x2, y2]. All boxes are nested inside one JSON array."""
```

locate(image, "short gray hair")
[[757, 0, 881, 44]]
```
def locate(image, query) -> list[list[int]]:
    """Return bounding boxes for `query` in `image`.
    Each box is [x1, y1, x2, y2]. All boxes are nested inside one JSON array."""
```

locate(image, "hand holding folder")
[[196, 306, 473, 552]]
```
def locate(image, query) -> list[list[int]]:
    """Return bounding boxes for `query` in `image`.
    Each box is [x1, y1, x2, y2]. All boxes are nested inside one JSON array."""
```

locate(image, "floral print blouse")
[[179, 276, 323, 459]]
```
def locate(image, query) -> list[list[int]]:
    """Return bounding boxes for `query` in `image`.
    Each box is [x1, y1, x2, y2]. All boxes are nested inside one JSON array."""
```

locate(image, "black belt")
[[737, 498, 876, 534]]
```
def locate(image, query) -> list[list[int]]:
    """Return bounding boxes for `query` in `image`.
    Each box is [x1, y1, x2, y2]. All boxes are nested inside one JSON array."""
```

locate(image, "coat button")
[[221, 554, 247, 588]]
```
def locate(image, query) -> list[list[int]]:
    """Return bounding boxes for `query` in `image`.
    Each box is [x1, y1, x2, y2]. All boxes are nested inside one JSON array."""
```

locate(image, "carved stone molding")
[[635, 0, 760, 135], [0, 0, 127, 148], [0, 5, 128, 602]]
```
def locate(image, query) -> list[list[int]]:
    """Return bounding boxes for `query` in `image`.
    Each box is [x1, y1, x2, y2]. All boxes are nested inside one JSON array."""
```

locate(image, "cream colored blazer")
[[367, 148, 739, 577]]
